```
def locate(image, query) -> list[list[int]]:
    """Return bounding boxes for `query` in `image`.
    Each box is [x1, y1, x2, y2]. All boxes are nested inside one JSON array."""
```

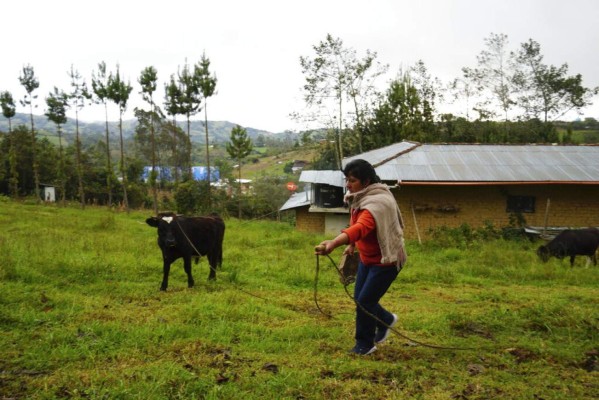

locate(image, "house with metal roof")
[[280, 141, 599, 239]]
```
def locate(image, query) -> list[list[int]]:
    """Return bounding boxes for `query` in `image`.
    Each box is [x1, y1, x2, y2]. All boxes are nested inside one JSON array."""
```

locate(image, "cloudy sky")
[[1, 0, 598, 133]]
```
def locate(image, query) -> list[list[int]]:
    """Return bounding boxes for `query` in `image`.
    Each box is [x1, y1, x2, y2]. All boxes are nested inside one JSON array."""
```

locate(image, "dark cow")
[[146, 212, 225, 290], [536, 228, 599, 267]]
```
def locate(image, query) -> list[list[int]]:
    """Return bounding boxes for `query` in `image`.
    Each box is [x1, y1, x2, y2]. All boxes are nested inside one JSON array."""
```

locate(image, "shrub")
[[174, 180, 208, 215]]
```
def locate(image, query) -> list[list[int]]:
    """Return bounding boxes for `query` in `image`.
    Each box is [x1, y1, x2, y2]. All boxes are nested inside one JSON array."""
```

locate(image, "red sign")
[[286, 182, 298, 191]]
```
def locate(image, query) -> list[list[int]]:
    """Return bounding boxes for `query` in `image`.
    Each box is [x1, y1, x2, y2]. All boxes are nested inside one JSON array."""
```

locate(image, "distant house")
[[280, 141, 599, 239], [291, 160, 308, 173]]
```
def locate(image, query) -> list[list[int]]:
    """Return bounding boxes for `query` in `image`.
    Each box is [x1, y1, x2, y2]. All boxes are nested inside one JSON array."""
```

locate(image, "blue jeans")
[[354, 261, 399, 349]]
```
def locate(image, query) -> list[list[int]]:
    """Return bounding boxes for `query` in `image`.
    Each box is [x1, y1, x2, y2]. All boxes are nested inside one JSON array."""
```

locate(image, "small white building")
[[41, 184, 56, 202]]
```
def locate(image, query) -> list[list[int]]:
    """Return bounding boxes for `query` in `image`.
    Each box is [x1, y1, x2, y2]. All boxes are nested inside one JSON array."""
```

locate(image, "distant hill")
[[0, 113, 283, 146]]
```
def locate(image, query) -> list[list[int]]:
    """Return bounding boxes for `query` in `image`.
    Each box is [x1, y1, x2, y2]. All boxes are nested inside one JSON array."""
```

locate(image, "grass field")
[[0, 198, 597, 399]]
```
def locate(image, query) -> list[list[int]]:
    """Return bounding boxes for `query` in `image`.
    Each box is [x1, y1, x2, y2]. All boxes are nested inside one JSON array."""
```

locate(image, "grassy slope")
[[241, 147, 318, 179], [0, 200, 597, 399]]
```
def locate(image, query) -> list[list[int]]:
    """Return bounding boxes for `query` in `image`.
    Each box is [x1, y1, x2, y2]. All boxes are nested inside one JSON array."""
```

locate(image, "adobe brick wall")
[[293, 184, 599, 240], [395, 184, 599, 240], [295, 206, 325, 233]]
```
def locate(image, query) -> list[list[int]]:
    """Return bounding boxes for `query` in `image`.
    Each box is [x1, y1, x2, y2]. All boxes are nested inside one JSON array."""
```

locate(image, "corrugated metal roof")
[[279, 191, 311, 211], [341, 142, 599, 183], [343, 141, 420, 168], [299, 170, 345, 187], [383, 144, 599, 183], [301, 142, 599, 184]]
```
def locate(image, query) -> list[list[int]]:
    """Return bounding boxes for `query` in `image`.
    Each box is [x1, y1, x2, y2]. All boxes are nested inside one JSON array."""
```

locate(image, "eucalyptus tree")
[[164, 74, 183, 183], [226, 125, 252, 219], [67, 65, 91, 209], [178, 60, 202, 179], [195, 52, 217, 206], [409, 60, 444, 137], [300, 34, 386, 165], [363, 72, 426, 148], [138, 66, 159, 214], [0, 91, 18, 197], [515, 39, 599, 123], [18, 64, 41, 200], [448, 77, 477, 121], [45, 87, 69, 205], [91, 61, 116, 207], [464, 33, 518, 123], [107, 65, 133, 212]]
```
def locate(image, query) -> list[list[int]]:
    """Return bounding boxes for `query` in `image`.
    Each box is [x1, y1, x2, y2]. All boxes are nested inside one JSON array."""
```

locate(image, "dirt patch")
[[450, 321, 495, 340], [580, 349, 598, 372], [505, 347, 537, 363]]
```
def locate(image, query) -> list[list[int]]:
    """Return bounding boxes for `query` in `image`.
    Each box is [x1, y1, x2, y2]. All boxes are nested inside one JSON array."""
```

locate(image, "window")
[[506, 195, 535, 213]]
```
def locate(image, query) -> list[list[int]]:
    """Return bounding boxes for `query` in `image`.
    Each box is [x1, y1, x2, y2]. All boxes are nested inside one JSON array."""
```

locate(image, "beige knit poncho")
[[344, 183, 408, 270]]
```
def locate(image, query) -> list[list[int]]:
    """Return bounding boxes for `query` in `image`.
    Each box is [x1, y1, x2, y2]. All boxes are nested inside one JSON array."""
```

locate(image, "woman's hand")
[[314, 240, 335, 255], [343, 243, 355, 256]]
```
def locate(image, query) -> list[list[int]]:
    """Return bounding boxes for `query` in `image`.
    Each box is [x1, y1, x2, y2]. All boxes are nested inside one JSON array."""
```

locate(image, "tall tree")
[[362, 71, 426, 149], [91, 61, 116, 207], [0, 91, 18, 197], [466, 33, 518, 124], [226, 125, 252, 219], [345, 50, 387, 154], [410, 60, 443, 137], [448, 77, 477, 121], [300, 34, 386, 165], [45, 87, 69, 205], [139, 66, 159, 214], [164, 75, 183, 184], [195, 52, 217, 207], [67, 65, 91, 209], [515, 39, 599, 123], [18, 64, 41, 200], [178, 61, 202, 179], [108, 65, 133, 212]]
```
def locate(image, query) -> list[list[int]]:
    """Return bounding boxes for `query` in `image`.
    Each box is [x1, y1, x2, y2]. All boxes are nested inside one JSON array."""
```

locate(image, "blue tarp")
[[191, 166, 220, 182], [142, 166, 219, 182]]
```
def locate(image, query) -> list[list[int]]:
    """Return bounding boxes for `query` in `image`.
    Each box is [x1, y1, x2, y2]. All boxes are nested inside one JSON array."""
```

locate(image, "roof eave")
[[397, 181, 599, 186]]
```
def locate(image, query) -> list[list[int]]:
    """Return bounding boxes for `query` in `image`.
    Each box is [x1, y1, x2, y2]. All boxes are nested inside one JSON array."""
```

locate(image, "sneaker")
[[375, 313, 398, 344], [349, 345, 377, 355]]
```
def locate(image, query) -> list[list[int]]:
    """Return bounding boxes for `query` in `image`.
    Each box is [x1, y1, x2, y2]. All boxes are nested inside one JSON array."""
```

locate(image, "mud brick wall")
[[395, 184, 599, 240], [295, 206, 325, 233]]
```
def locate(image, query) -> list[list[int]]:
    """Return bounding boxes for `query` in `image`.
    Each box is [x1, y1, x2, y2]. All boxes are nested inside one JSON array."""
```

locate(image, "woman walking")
[[315, 159, 407, 355]]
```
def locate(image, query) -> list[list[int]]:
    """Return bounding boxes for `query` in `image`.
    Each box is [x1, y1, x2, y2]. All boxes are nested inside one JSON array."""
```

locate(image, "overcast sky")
[[2, 0, 598, 133]]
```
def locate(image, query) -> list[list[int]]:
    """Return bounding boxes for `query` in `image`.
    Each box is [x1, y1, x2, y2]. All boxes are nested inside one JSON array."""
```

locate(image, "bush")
[[127, 183, 150, 209], [427, 221, 503, 249], [173, 180, 216, 215]]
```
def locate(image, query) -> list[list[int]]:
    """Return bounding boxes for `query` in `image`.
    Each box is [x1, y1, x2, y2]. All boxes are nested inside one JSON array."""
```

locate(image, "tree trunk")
[[187, 116, 192, 180], [172, 117, 179, 184], [8, 119, 18, 198], [150, 101, 158, 215], [204, 104, 211, 208], [337, 93, 343, 169], [75, 109, 85, 209], [104, 103, 113, 207], [119, 114, 129, 212], [237, 165, 242, 219], [29, 103, 41, 202]]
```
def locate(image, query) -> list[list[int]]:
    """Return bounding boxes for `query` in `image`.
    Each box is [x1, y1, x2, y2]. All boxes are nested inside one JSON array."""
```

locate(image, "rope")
[[315, 253, 480, 351]]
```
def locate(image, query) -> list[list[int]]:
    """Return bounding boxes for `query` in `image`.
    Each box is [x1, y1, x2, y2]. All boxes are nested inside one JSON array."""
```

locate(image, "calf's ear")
[[146, 217, 160, 227]]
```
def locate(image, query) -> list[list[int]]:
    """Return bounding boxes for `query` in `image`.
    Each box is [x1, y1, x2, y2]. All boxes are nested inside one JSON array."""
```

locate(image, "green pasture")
[[0, 199, 597, 399]]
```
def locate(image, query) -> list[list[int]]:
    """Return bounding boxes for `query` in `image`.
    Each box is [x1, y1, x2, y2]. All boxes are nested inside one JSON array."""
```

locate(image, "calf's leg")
[[183, 256, 195, 288], [207, 252, 217, 280], [161, 259, 171, 291]]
